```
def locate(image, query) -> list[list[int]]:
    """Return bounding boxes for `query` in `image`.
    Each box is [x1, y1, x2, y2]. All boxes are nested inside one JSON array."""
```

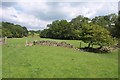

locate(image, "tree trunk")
[[88, 41, 92, 48], [88, 43, 91, 48], [98, 46, 103, 49], [79, 42, 81, 48]]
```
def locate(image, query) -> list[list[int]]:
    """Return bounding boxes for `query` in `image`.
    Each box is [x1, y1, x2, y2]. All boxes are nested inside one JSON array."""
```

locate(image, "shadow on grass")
[[79, 47, 111, 53]]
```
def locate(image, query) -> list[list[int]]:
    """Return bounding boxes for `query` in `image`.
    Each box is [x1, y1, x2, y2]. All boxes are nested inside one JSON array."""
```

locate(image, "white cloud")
[[2, 7, 50, 30], [2, 0, 119, 2], [1, 1, 118, 30], [18, 1, 49, 13], [53, 2, 117, 19]]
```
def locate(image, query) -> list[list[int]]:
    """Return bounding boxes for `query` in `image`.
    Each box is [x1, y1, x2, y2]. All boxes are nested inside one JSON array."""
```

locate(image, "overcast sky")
[[0, 0, 119, 30]]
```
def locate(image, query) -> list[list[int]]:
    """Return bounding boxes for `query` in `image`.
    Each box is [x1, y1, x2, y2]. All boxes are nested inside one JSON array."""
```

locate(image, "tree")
[[80, 23, 114, 48], [2, 22, 28, 38], [40, 29, 50, 38], [40, 20, 70, 39], [22, 27, 28, 37], [69, 15, 91, 39], [114, 11, 120, 38], [92, 14, 118, 37], [2, 28, 13, 38]]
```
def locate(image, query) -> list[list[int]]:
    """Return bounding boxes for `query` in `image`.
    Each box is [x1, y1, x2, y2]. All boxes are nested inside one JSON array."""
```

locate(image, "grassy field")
[[0, 41, 2, 79], [2, 37, 118, 78]]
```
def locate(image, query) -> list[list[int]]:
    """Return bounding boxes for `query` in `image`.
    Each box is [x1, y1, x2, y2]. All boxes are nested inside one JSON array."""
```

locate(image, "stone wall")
[[34, 40, 79, 50], [0, 38, 4, 45]]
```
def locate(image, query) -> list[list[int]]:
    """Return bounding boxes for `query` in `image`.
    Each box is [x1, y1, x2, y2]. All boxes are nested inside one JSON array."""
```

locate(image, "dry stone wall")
[[34, 40, 79, 50], [0, 38, 4, 45]]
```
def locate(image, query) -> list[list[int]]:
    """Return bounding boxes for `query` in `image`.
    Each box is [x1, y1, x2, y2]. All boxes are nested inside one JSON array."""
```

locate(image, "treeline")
[[2, 22, 28, 38], [40, 13, 119, 47], [28, 30, 41, 37], [114, 11, 120, 39], [0, 22, 2, 37], [40, 14, 118, 39], [1, 22, 41, 38]]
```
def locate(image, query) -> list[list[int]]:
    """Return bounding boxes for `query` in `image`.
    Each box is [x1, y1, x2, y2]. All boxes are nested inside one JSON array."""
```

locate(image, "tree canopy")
[[114, 11, 120, 38], [80, 23, 114, 48], [41, 20, 70, 39], [40, 13, 118, 47], [2, 22, 28, 38]]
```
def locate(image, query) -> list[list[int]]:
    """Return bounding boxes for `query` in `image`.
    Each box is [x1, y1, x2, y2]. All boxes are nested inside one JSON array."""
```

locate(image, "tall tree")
[[69, 15, 91, 39], [80, 23, 114, 48], [41, 20, 70, 39], [92, 13, 118, 37]]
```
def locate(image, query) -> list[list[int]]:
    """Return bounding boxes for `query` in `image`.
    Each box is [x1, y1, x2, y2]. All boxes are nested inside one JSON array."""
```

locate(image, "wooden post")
[[25, 37, 28, 46], [4, 36, 7, 44], [80, 42, 81, 48], [26, 39, 27, 44]]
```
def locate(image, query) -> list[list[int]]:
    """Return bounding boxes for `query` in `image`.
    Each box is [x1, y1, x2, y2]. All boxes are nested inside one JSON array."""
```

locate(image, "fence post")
[[80, 42, 81, 48], [4, 36, 7, 44]]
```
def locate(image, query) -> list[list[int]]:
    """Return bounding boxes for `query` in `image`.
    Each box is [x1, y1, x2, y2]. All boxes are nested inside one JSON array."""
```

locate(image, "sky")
[[118, 1, 120, 11], [0, 0, 119, 30]]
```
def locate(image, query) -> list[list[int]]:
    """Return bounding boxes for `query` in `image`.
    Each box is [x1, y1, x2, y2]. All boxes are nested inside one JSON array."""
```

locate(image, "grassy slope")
[[2, 37, 118, 78]]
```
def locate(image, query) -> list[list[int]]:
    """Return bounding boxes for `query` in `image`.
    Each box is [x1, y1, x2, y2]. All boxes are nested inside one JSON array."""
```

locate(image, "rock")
[[34, 40, 78, 50]]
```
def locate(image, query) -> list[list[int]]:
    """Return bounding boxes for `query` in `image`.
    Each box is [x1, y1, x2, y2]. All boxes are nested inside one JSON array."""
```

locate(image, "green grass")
[[2, 37, 118, 78], [0, 44, 2, 79]]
